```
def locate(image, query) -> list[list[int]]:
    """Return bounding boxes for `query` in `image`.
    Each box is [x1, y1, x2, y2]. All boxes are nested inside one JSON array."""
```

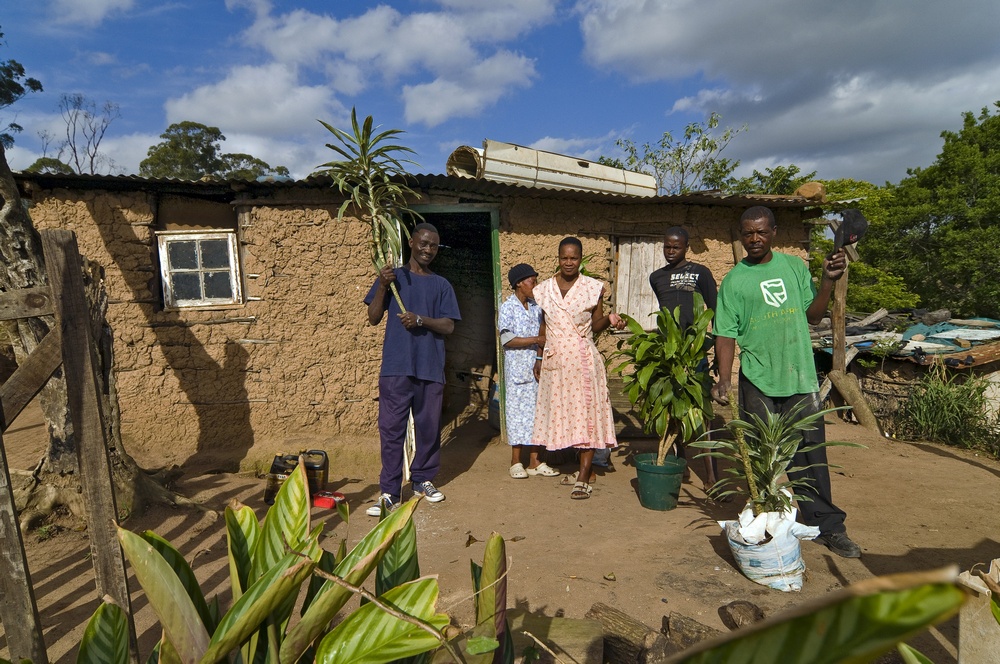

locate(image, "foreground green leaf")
[[666, 567, 965, 664], [314, 577, 448, 663], [77, 600, 128, 664]]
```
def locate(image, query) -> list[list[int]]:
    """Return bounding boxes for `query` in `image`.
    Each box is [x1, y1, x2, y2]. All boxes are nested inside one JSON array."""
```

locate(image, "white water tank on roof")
[[446, 140, 657, 197]]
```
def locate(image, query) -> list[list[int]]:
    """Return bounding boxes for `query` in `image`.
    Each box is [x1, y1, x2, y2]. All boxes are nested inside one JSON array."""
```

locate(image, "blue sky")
[[4, 0, 1000, 186]]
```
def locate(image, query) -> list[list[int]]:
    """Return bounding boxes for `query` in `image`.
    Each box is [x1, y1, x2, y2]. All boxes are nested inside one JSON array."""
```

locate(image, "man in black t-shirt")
[[648, 226, 719, 487], [648, 227, 717, 327]]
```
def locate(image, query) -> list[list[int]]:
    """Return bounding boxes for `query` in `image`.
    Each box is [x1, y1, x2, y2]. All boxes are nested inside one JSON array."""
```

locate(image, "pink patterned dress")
[[530, 275, 618, 451]]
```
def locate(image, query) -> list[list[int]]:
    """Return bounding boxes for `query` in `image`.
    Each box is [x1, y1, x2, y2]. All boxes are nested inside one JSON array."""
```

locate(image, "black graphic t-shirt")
[[648, 261, 718, 330]]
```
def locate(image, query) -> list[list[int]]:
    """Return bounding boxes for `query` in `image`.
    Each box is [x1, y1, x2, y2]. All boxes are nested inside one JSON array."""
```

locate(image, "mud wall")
[[23, 183, 810, 470]]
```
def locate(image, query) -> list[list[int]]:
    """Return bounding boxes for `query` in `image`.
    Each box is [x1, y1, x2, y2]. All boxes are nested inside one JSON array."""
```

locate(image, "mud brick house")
[[12, 168, 821, 471]]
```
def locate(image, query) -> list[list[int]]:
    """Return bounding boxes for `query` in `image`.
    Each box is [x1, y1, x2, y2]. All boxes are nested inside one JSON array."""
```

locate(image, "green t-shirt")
[[714, 251, 819, 397]]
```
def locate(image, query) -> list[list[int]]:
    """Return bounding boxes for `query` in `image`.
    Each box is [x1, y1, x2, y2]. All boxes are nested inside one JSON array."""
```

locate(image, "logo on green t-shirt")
[[760, 278, 788, 307]]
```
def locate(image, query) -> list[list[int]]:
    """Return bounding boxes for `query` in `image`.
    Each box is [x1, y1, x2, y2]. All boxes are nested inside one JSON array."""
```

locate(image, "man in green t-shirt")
[[710, 206, 861, 559]]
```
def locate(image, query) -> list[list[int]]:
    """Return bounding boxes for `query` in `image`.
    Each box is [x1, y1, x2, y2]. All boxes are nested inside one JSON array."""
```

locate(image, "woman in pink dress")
[[531, 237, 626, 499]]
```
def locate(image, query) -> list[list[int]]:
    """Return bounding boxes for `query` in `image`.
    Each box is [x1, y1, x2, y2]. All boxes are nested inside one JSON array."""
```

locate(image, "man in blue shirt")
[[364, 223, 461, 515]]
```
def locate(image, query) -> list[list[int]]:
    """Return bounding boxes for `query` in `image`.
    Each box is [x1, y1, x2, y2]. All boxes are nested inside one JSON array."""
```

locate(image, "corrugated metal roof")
[[14, 170, 819, 208]]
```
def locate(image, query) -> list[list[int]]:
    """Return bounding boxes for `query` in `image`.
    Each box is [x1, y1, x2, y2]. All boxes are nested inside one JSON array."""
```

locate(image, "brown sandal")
[[570, 481, 592, 500]]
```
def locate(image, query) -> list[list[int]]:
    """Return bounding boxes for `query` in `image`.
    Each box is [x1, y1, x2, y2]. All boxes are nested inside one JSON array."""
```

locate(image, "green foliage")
[[75, 462, 448, 664], [603, 112, 746, 194], [669, 567, 965, 664], [0, 26, 43, 148], [468, 533, 514, 663], [77, 600, 128, 664], [726, 164, 817, 195], [901, 361, 1000, 456], [691, 402, 862, 514], [318, 107, 422, 312], [859, 102, 1000, 318], [139, 121, 289, 180], [610, 304, 714, 465], [23, 156, 74, 174], [809, 235, 920, 313]]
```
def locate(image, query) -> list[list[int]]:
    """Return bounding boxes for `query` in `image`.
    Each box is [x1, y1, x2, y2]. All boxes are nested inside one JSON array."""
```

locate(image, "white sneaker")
[[365, 493, 399, 517], [413, 481, 445, 503]]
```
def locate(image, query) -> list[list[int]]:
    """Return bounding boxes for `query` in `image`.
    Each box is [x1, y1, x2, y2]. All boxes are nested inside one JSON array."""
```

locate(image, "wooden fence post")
[[41, 229, 139, 663]]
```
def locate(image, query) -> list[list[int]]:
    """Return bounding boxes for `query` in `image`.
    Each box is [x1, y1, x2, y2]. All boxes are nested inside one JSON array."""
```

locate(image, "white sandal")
[[526, 462, 560, 477], [509, 463, 528, 479]]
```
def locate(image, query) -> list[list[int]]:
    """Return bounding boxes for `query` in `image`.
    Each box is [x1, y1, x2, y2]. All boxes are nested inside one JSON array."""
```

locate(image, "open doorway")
[[414, 207, 501, 428]]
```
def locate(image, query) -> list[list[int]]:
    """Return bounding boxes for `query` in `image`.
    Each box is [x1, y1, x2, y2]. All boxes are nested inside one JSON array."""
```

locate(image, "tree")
[[24, 156, 74, 174], [0, 26, 43, 148], [57, 93, 120, 174], [727, 164, 817, 195], [860, 103, 1000, 318], [140, 121, 289, 180], [600, 112, 746, 194]]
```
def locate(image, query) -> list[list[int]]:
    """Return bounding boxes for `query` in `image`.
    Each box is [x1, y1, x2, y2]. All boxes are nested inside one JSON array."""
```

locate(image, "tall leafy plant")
[[609, 304, 714, 465], [319, 108, 422, 313]]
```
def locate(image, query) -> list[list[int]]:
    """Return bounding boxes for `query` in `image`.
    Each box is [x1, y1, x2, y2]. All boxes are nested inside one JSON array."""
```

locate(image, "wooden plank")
[[855, 308, 888, 327], [818, 347, 859, 402], [0, 431, 50, 663], [827, 369, 882, 433], [0, 328, 62, 430], [0, 286, 53, 321], [41, 229, 140, 663], [831, 265, 848, 373]]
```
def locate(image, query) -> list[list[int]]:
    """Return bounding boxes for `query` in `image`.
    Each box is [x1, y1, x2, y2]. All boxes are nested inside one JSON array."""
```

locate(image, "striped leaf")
[[200, 548, 319, 663], [252, 463, 312, 583], [139, 531, 215, 634], [76, 600, 129, 664], [224, 501, 260, 601], [667, 567, 965, 664], [314, 578, 448, 663], [117, 527, 210, 663], [280, 499, 420, 663], [376, 517, 420, 596]]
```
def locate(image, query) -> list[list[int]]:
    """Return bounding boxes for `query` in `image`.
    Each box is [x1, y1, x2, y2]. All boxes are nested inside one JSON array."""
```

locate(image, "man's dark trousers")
[[738, 373, 847, 536], [377, 375, 444, 497]]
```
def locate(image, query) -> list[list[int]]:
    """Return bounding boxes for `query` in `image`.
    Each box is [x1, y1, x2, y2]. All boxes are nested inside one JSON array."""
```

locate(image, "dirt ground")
[[2, 400, 999, 663]]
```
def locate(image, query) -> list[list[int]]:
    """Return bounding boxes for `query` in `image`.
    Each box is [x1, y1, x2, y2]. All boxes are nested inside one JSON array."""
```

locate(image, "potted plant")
[[609, 303, 714, 510], [690, 402, 862, 591]]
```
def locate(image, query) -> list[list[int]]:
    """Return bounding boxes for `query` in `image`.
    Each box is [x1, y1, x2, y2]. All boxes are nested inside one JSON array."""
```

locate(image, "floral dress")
[[498, 294, 543, 447], [530, 275, 617, 451]]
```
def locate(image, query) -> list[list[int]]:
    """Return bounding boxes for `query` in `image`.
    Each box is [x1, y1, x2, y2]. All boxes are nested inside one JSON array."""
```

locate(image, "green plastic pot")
[[634, 452, 686, 511]]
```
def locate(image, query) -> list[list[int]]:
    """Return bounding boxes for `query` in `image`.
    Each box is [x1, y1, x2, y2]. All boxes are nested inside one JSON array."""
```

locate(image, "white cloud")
[[50, 0, 134, 26], [575, 0, 1000, 182], [402, 51, 536, 126], [529, 130, 620, 162], [164, 63, 344, 138]]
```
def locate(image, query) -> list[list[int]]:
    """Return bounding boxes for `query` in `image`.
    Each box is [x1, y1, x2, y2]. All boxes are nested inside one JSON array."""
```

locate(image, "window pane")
[[203, 271, 233, 299], [200, 239, 231, 269], [168, 241, 198, 269], [171, 272, 202, 300]]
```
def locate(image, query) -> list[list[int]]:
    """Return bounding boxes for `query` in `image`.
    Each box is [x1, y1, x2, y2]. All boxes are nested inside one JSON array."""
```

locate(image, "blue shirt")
[[498, 294, 543, 384], [364, 267, 461, 383]]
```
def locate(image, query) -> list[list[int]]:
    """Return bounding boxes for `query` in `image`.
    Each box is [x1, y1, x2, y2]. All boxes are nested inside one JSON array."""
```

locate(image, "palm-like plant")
[[691, 402, 861, 515], [318, 108, 422, 313], [609, 303, 714, 466]]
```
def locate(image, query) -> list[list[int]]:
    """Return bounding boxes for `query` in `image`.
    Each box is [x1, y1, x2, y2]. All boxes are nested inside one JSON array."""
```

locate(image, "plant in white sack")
[[691, 401, 863, 591]]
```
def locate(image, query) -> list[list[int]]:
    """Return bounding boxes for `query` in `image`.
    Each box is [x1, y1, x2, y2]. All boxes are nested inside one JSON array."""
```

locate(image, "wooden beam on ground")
[[0, 286, 53, 321], [0, 430, 49, 663], [827, 369, 882, 434], [41, 229, 140, 663], [0, 327, 61, 429]]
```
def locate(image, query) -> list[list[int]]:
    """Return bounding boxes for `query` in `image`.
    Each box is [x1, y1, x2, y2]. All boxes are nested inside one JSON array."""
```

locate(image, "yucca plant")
[[609, 303, 714, 465], [71, 462, 451, 664], [318, 107, 422, 313], [690, 402, 861, 515]]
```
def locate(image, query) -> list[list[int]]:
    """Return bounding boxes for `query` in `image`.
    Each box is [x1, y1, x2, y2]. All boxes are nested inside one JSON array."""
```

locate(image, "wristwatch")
[[416, 316, 423, 327]]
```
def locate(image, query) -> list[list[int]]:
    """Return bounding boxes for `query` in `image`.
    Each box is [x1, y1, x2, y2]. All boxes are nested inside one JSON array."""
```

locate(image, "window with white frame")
[[614, 236, 663, 331], [157, 231, 243, 308]]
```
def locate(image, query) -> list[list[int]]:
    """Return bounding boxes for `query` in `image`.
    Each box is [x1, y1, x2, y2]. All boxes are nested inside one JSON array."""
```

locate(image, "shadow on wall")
[[84, 198, 254, 472]]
